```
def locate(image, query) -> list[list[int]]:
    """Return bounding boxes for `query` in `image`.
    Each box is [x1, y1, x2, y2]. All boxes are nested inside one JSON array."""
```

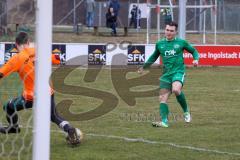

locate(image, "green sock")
[[160, 103, 169, 123], [176, 92, 188, 113]]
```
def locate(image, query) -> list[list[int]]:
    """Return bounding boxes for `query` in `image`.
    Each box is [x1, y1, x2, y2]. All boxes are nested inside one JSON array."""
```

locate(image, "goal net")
[[0, 0, 52, 159]]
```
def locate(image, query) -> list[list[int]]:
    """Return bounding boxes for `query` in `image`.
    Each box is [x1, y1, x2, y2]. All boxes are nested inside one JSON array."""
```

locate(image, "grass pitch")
[[0, 66, 240, 160]]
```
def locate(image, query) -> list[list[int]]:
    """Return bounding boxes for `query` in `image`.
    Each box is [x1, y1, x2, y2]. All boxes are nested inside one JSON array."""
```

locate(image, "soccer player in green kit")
[[138, 22, 199, 128]]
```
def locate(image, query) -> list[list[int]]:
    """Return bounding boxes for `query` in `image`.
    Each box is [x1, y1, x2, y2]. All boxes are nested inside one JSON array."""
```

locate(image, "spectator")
[[161, 8, 172, 25], [129, 5, 141, 29], [109, 0, 120, 17], [85, 0, 96, 28], [106, 7, 117, 36]]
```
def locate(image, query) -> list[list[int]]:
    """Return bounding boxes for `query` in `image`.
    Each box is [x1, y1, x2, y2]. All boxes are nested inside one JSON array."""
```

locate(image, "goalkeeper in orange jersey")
[[0, 32, 82, 146]]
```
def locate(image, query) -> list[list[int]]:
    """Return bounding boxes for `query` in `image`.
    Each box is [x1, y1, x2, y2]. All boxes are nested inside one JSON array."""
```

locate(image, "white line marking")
[[87, 133, 240, 156], [233, 89, 240, 92], [48, 129, 240, 157]]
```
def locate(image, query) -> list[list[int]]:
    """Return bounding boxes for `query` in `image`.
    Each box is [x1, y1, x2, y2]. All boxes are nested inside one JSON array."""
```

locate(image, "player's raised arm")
[[138, 43, 160, 74], [143, 44, 161, 69], [183, 40, 199, 66], [0, 54, 22, 79]]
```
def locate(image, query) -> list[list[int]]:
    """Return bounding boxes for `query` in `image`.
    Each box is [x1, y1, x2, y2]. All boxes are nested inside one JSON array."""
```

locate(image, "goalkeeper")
[[0, 32, 81, 145], [138, 22, 199, 128]]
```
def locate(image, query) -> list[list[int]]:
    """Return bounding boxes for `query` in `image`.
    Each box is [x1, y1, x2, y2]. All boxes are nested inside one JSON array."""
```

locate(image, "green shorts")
[[159, 72, 185, 89]]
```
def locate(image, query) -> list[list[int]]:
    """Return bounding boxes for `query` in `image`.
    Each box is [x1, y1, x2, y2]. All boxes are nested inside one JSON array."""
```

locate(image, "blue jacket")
[[109, 0, 120, 16]]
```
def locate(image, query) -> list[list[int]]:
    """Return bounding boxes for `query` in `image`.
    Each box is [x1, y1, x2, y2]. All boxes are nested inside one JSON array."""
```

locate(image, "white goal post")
[[32, 0, 53, 160]]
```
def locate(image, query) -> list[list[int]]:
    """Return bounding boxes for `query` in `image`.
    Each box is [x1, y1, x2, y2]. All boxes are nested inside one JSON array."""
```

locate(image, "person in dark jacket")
[[109, 0, 120, 17], [129, 5, 141, 29], [106, 7, 117, 36]]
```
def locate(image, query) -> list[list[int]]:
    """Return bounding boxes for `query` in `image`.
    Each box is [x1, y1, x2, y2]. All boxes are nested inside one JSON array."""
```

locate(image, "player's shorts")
[[159, 72, 185, 89], [3, 96, 33, 111]]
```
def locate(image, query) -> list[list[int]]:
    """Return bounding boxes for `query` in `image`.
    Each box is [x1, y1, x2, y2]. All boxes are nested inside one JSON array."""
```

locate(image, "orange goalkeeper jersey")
[[0, 47, 60, 100]]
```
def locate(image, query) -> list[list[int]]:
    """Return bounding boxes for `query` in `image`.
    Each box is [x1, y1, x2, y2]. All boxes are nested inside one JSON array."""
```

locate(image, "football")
[[66, 128, 83, 146], [75, 128, 83, 141]]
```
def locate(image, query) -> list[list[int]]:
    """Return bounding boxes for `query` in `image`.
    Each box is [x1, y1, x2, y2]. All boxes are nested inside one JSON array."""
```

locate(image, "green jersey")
[[143, 37, 199, 74]]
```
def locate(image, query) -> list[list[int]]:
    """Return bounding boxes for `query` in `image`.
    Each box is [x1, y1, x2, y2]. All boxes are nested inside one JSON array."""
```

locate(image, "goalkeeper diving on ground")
[[0, 31, 82, 146]]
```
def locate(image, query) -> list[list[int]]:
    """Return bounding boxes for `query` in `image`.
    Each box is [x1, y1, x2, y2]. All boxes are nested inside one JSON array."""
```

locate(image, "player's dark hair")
[[167, 21, 178, 30], [15, 32, 29, 45]]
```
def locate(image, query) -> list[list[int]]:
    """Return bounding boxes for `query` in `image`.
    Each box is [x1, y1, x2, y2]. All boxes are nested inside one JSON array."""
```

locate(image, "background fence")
[[0, 0, 240, 33]]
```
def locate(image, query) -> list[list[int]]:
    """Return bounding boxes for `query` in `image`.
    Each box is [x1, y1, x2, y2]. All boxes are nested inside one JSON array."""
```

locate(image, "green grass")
[[0, 66, 240, 160]]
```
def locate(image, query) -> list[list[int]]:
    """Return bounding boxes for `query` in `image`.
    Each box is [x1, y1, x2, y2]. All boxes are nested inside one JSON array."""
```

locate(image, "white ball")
[[75, 128, 83, 141]]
